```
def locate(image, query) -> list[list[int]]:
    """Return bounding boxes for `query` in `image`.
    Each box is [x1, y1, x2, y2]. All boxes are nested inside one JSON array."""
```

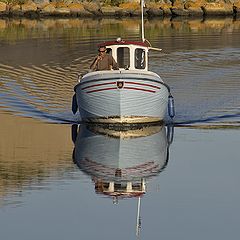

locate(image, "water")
[[0, 17, 239, 125], [0, 17, 240, 239]]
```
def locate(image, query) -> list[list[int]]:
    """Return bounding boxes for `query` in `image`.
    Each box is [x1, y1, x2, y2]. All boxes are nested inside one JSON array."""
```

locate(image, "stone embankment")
[[0, 0, 240, 18]]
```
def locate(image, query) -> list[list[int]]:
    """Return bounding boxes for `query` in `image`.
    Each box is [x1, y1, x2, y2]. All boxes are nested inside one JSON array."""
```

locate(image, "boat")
[[72, 1, 175, 124], [71, 123, 174, 237], [72, 124, 173, 199]]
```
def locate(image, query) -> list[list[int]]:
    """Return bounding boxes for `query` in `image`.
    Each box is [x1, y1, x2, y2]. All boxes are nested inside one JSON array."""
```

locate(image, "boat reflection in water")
[[72, 123, 174, 236]]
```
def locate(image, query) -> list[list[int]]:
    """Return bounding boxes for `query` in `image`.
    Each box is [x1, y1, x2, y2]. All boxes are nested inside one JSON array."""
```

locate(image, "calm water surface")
[[0, 17, 239, 239]]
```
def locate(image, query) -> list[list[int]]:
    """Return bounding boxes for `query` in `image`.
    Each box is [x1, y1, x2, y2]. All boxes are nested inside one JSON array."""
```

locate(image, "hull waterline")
[[74, 70, 170, 124]]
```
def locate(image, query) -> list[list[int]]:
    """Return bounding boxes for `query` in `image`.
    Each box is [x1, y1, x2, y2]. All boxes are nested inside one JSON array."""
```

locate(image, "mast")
[[136, 196, 142, 238], [141, 0, 145, 42]]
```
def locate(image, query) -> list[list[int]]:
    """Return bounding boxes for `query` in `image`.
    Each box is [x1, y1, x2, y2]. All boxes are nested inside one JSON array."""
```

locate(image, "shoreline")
[[0, 15, 239, 21], [0, 1, 240, 19]]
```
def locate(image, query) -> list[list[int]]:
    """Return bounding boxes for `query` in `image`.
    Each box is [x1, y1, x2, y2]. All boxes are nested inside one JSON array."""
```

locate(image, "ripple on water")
[[0, 20, 240, 127], [0, 61, 83, 123], [150, 47, 240, 126]]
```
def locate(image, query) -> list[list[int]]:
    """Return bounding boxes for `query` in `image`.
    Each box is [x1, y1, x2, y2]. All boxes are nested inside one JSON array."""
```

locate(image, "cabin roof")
[[97, 39, 150, 48]]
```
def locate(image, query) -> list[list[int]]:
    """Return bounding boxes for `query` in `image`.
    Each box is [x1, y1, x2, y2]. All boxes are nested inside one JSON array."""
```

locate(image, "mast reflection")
[[72, 123, 174, 237]]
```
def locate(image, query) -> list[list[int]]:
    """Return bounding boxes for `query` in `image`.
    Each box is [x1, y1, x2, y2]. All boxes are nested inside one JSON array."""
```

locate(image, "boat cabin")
[[98, 38, 150, 71], [94, 178, 146, 199]]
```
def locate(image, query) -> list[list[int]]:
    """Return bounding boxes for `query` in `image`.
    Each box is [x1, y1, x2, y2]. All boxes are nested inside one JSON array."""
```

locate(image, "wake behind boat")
[[72, 1, 175, 124]]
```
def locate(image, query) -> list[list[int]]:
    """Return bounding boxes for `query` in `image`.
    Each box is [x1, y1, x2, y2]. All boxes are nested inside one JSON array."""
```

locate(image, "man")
[[90, 46, 119, 71]]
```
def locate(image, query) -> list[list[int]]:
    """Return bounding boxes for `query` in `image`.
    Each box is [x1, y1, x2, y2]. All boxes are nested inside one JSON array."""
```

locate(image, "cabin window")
[[117, 47, 130, 69], [114, 183, 127, 191], [94, 182, 109, 193], [132, 183, 142, 190], [135, 48, 146, 69], [106, 48, 112, 55]]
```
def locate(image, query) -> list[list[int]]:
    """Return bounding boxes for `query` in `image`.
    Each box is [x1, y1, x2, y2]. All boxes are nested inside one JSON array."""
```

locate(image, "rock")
[[146, 8, 164, 17], [146, 7, 164, 17], [145, 2, 164, 17], [201, 1, 233, 16], [101, 6, 122, 16], [151, 1, 172, 16], [21, 1, 38, 12], [233, 1, 240, 15], [54, 7, 71, 16], [115, 8, 130, 17], [9, 4, 23, 16], [182, 0, 206, 16], [55, 2, 68, 8], [171, 7, 190, 16], [40, 3, 56, 15], [33, 0, 49, 4], [185, 1, 204, 16], [68, 3, 93, 16], [187, 7, 204, 16], [172, 0, 184, 8], [10, 4, 21, 11], [24, 11, 40, 18], [0, 0, 238, 18], [33, 0, 50, 9], [0, 2, 7, 13], [119, 2, 141, 16], [82, 1, 102, 16], [33, 0, 49, 3], [64, 0, 74, 5], [171, 0, 186, 16]]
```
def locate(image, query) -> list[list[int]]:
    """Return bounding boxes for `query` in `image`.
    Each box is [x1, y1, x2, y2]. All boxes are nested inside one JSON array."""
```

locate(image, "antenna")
[[141, 0, 145, 42]]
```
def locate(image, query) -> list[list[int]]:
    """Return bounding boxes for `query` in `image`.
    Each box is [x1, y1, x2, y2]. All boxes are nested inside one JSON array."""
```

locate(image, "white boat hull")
[[74, 70, 169, 124], [74, 124, 169, 181]]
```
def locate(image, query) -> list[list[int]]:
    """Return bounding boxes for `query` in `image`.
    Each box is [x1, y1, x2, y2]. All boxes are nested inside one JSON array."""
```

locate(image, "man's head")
[[98, 46, 107, 56]]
